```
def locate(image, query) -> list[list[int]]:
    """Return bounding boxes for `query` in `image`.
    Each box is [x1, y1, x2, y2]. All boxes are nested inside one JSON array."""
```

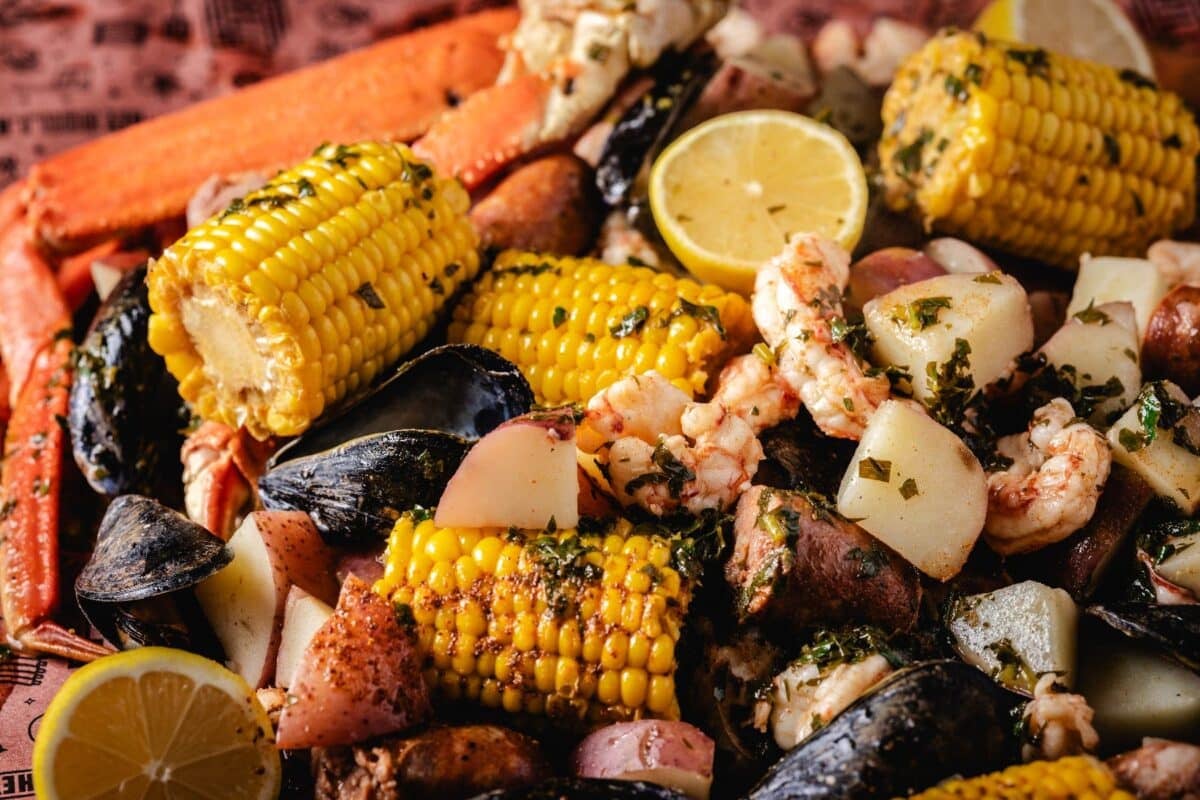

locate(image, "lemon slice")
[[650, 110, 867, 294], [975, 0, 1154, 76], [34, 647, 280, 800]]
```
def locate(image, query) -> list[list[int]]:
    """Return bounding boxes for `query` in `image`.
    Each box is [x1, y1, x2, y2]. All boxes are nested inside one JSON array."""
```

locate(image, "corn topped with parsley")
[[375, 512, 700, 725]]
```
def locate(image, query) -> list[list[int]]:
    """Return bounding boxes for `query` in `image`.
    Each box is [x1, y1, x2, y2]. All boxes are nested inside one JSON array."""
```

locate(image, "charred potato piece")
[[313, 725, 550, 800], [1142, 284, 1200, 397], [469, 155, 601, 256]]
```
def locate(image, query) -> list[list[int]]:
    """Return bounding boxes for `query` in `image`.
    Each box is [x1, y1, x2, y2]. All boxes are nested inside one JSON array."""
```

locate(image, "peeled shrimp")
[[1148, 239, 1200, 287], [753, 234, 890, 439], [984, 398, 1112, 555], [1021, 673, 1100, 762]]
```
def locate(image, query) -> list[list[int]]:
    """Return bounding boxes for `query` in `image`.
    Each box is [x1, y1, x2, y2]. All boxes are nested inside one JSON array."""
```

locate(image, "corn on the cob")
[[447, 251, 755, 403], [879, 30, 1199, 267], [147, 141, 479, 439], [375, 512, 693, 725], [906, 756, 1135, 799]]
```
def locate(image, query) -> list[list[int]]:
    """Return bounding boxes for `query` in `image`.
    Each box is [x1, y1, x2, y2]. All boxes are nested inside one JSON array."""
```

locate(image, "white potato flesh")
[[836, 400, 987, 580], [1038, 301, 1141, 426], [1157, 530, 1200, 596], [947, 580, 1079, 691], [436, 415, 580, 530], [275, 587, 334, 690], [1067, 256, 1168, 340], [1106, 382, 1200, 514], [1078, 631, 1200, 751], [864, 272, 1033, 403]]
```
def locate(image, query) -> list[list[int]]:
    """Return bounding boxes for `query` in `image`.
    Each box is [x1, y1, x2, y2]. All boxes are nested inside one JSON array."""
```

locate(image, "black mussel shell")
[[747, 661, 1021, 800], [596, 48, 716, 206], [470, 779, 686, 800], [259, 429, 470, 543], [68, 263, 187, 500], [1086, 602, 1200, 672], [77, 495, 230, 603], [272, 344, 532, 466]]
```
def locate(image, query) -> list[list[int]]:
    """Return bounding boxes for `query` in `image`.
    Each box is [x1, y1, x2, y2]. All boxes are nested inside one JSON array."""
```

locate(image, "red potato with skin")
[[194, 510, 337, 688], [922, 237, 998, 275], [436, 409, 580, 530], [845, 247, 946, 315], [1142, 284, 1200, 397], [276, 576, 432, 749], [572, 720, 716, 800]]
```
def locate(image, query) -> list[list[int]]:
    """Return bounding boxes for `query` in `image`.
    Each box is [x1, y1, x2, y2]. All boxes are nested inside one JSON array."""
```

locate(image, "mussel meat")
[[68, 263, 188, 500], [76, 495, 230, 651], [595, 49, 716, 207], [747, 661, 1021, 799], [271, 344, 533, 465], [259, 430, 471, 543], [470, 778, 686, 800], [1086, 603, 1200, 673]]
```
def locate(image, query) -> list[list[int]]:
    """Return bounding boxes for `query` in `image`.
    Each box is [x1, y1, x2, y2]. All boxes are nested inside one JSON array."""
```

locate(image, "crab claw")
[[0, 214, 112, 661], [413, 73, 553, 190], [182, 422, 275, 540]]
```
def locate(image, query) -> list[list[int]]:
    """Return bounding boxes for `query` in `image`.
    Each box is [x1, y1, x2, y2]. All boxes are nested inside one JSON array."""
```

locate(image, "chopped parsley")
[[891, 296, 952, 331], [899, 478, 919, 499], [973, 272, 1002, 284], [792, 626, 901, 671], [1072, 300, 1110, 325], [925, 338, 975, 427], [1005, 47, 1049, 77], [625, 439, 696, 498], [894, 130, 933, 181], [828, 316, 873, 361], [1102, 133, 1121, 165], [944, 74, 969, 102], [552, 306, 568, 328], [845, 544, 889, 579], [964, 63, 983, 85], [1118, 381, 1200, 454], [857, 457, 892, 482], [393, 602, 416, 628], [610, 306, 649, 338], [355, 282, 386, 309], [671, 297, 727, 339]]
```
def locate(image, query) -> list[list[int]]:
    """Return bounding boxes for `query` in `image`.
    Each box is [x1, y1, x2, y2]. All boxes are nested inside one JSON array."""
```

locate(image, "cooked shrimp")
[[581, 235, 884, 515], [604, 398, 763, 515], [1022, 673, 1100, 762], [984, 398, 1112, 555], [753, 234, 890, 439], [1148, 239, 1200, 286]]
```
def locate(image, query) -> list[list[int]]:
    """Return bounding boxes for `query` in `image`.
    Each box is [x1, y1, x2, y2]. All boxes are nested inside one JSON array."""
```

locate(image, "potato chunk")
[[1038, 301, 1141, 426], [1157, 529, 1200, 596], [864, 272, 1033, 404], [947, 581, 1079, 693], [1067, 255, 1168, 340], [836, 399, 986, 580], [1106, 381, 1200, 514]]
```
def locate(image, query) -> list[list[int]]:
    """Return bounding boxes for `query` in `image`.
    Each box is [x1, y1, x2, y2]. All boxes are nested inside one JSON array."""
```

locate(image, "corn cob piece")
[[375, 512, 694, 725], [879, 30, 1199, 267], [906, 756, 1135, 799], [448, 251, 755, 403], [147, 142, 479, 439]]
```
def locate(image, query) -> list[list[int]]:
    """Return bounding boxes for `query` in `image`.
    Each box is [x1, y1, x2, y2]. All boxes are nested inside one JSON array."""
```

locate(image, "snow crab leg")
[[0, 216, 111, 661]]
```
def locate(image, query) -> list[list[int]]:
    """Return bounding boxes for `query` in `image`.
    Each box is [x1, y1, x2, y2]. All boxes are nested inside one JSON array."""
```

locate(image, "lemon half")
[[34, 647, 280, 800], [649, 110, 868, 294]]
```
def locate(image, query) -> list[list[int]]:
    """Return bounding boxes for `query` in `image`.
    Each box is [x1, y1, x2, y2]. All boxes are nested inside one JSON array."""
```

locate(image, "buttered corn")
[[375, 513, 693, 725], [905, 756, 1135, 799], [880, 30, 1199, 267], [147, 142, 479, 438], [448, 251, 755, 403]]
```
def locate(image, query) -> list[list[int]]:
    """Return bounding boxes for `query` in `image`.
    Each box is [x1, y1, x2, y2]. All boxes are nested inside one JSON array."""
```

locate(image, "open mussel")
[[747, 661, 1021, 800], [596, 48, 717, 207], [76, 495, 230, 652], [1086, 602, 1200, 672], [259, 430, 471, 543], [68, 263, 187, 501], [271, 343, 533, 465]]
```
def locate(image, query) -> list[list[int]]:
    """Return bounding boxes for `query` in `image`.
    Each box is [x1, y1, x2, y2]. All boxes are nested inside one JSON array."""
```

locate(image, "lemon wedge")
[[975, 0, 1154, 77], [649, 110, 867, 294], [34, 647, 280, 800]]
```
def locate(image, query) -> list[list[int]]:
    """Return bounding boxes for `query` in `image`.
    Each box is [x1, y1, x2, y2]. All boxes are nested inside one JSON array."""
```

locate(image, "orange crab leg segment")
[[25, 7, 518, 252], [0, 220, 111, 661], [413, 72, 553, 190]]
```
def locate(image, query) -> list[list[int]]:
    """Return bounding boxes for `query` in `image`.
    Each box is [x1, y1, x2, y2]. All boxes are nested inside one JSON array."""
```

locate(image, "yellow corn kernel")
[[620, 668, 649, 708], [908, 756, 1134, 799]]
